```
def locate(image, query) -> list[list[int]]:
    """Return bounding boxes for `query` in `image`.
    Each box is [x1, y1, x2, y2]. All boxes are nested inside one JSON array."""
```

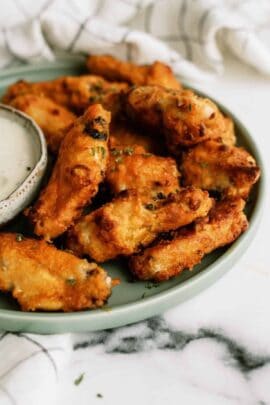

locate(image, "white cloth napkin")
[[0, 1, 270, 404], [0, 0, 270, 81]]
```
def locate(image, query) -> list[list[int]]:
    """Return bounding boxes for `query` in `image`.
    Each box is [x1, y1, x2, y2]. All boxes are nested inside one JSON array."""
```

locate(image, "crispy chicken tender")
[[68, 187, 213, 262], [130, 198, 248, 281], [87, 54, 181, 89], [26, 104, 110, 240], [107, 148, 180, 197], [222, 115, 236, 146], [109, 120, 164, 154], [181, 140, 260, 199], [2, 75, 128, 116], [0, 233, 112, 311], [125, 86, 232, 153], [10, 94, 76, 153]]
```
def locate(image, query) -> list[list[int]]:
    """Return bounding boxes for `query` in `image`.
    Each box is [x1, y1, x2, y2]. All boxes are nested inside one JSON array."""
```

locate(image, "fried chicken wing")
[[130, 197, 248, 281], [109, 120, 164, 154], [125, 86, 232, 153], [107, 148, 180, 197], [0, 233, 112, 311], [3, 75, 128, 116], [181, 140, 260, 199], [68, 187, 213, 262], [26, 104, 110, 240], [87, 54, 181, 89], [10, 94, 76, 153]]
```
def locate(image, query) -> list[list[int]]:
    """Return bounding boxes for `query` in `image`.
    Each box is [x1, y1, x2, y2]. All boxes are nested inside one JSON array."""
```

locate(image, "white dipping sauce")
[[0, 116, 37, 201]]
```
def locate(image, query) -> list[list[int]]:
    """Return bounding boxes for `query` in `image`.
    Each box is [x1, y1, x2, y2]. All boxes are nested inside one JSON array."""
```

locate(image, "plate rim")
[[0, 59, 266, 333]]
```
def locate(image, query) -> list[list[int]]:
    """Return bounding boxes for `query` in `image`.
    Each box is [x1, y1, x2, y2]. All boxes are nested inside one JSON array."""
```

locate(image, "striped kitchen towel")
[[0, 0, 270, 81]]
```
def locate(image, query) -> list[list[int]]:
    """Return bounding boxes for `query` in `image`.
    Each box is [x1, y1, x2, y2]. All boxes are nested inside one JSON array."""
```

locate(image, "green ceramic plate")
[[0, 58, 265, 334]]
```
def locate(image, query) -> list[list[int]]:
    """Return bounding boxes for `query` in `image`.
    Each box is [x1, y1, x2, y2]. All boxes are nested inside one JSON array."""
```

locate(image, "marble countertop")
[[1, 57, 269, 405], [64, 59, 270, 405]]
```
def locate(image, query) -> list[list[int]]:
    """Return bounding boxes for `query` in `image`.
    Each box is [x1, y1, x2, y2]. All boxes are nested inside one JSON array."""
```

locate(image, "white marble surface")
[[60, 58, 270, 405], [0, 57, 269, 405]]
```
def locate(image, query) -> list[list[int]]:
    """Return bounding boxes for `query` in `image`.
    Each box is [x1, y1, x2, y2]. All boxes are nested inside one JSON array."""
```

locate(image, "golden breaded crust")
[[87, 54, 181, 89], [181, 140, 260, 199], [130, 198, 248, 281], [221, 115, 236, 146], [10, 94, 76, 153], [107, 148, 180, 197], [68, 187, 213, 262], [2, 75, 128, 116], [125, 86, 231, 153], [0, 233, 112, 311], [109, 120, 164, 154], [26, 104, 111, 240]]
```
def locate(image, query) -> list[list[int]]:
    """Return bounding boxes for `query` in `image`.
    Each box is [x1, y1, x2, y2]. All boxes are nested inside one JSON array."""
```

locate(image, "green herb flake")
[[90, 147, 106, 159], [110, 85, 118, 92], [91, 83, 103, 92], [115, 157, 123, 164], [90, 147, 96, 156], [26, 166, 32, 171], [97, 393, 103, 398], [145, 203, 155, 211], [100, 146, 106, 159], [111, 149, 122, 157], [145, 281, 160, 290], [96, 146, 106, 159], [74, 373, 84, 386], [16, 234, 24, 242], [123, 147, 134, 156], [66, 277, 77, 286], [199, 162, 209, 169], [141, 292, 146, 299], [89, 95, 99, 103]]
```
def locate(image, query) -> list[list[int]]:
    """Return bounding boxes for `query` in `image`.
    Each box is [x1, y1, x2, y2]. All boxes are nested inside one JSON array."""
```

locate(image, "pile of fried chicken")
[[0, 55, 260, 312]]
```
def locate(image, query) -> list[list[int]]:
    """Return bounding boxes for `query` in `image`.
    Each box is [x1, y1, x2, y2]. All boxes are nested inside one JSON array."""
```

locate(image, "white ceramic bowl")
[[0, 104, 47, 225]]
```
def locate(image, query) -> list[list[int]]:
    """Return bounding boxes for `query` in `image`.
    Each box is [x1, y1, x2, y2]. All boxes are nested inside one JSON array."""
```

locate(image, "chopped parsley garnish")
[[97, 393, 103, 398], [66, 277, 76, 286], [90, 146, 106, 159], [74, 373, 84, 386], [145, 281, 160, 289], [89, 95, 99, 103], [199, 162, 209, 168], [115, 157, 123, 164], [123, 147, 134, 156], [111, 149, 122, 156], [100, 146, 106, 159], [26, 166, 31, 171], [15, 234, 24, 242], [145, 203, 155, 211], [91, 83, 103, 92], [90, 147, 96, 156]]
